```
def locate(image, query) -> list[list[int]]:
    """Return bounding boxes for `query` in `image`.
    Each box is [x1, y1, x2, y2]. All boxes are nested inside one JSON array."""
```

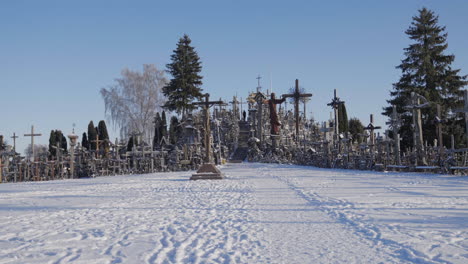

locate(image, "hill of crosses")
[[1, 7, 468, 264]]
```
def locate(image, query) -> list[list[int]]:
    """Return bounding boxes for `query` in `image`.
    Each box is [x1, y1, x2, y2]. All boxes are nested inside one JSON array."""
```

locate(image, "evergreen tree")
[[60, 132, 67, 153], [153, 112, 162, 149], [127, 136, 138, 152], [82, 132, 89, 150], [87, 121, 98, 151], [161, 110, 168, 138], [169, 116, 181, 144], [383, 8, 467, 150], [338, 103, 349, 133], [48, 130, 56, 158], [349, 118, 364, 143], [98, 120, 110, 154], [163, 34, 203, 116]]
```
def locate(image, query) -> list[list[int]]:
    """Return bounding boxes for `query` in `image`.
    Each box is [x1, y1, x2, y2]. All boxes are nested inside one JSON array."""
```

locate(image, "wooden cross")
[[10, 133, 19, 153], [434, 104, 446, 156], [385, 105, 402, 165], [404, 92, 430, 165], [454, 90, 468, 148], [326, 89, 344, 137], [24, 125, 42, 161], [192, 93, 225, 163], [283, 79, 313, 139]]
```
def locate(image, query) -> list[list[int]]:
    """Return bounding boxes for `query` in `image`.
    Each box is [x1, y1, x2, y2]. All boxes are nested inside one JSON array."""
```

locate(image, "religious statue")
[[264, 93, 286, 135]]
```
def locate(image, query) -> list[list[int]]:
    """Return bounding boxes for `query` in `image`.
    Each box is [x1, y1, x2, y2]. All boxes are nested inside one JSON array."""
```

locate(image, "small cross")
[[10, 133, 19, 153], [256, 75, 262, 92]]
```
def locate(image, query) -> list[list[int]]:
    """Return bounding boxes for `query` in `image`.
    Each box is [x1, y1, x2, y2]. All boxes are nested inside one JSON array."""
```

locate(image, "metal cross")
[[282, 79, 313, 139]]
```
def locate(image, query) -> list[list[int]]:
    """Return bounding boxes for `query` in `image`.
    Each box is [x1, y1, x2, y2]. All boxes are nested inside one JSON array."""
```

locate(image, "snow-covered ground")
[[0, 163, 467, 264]]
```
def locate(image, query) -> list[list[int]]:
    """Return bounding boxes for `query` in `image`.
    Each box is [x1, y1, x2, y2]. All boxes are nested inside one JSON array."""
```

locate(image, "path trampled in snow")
[[0, 163, 467, 263]]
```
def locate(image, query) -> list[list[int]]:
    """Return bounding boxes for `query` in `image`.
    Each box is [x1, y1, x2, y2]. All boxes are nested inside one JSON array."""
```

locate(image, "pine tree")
[[87, 121, 98, 151], [48, 130, 56, 158], [60, 132, 67, 153], [153, 112, 162, 149], [82, 132, 89, 150], [383, 8, 467, 150], [161, 110, 168, 138], [163, 34, 203, 116], [169, 116, 181, 144], [338, 103, 349, 133], [348, 118, 364, 143], [98, 120, 110, 154]]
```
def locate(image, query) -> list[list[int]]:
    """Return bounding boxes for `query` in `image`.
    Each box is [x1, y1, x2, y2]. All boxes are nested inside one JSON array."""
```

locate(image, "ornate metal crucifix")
[[282, 79, 313, 140]]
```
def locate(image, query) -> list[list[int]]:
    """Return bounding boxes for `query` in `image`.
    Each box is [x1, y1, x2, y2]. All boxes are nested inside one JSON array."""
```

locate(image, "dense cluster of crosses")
[[2, 80, 468, 183]]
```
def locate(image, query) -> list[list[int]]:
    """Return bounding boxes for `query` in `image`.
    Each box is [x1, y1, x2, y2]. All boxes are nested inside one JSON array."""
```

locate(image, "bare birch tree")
[[100, 64, 167, 141]]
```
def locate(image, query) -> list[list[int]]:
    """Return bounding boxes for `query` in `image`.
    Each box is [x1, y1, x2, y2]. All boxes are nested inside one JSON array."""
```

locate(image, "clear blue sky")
[[1, 0, 468, 154]]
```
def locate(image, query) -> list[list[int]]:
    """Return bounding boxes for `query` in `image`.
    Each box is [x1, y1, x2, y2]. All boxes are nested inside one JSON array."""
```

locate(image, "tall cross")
[[386, 105, 402, 164], [24, 125, 42, 161], [282, 79, 313, 139], [454, 90, 468, 148], [193, 93, 225, 163], [256, 75, 262, 92], [10, 133, 19, 153], [404, 92, 430, 165], [326, 89, 344, 139]]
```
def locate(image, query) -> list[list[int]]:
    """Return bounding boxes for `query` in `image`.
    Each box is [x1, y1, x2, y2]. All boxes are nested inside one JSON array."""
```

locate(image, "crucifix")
[[385, 105, 402, 165], [192, 93, 225, 163], [282, 79, 313, 140], [404, 92, 430, 165], [327, 89, 344, 142], [364, 114, 382, 162], [24, 125, 42, 162], [11, 133, 19, 153], [191, 93, 225, 180], [454, 90, 468, 148]]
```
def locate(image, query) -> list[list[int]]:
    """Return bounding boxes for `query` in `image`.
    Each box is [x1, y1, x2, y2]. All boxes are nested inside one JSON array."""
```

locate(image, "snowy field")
[[0, 163, 467, 264]]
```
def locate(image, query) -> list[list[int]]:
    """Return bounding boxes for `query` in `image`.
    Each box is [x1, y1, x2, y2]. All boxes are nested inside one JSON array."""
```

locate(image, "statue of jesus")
[[265, 93, 286, 135]]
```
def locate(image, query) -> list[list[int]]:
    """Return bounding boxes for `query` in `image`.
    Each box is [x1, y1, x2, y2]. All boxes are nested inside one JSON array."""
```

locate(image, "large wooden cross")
[[193, 93, 225, 163], [385, 105, 402, 164], [282, 79, 313, 139], [24, 125, 42, 161], [404, 92, 430, 165]]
